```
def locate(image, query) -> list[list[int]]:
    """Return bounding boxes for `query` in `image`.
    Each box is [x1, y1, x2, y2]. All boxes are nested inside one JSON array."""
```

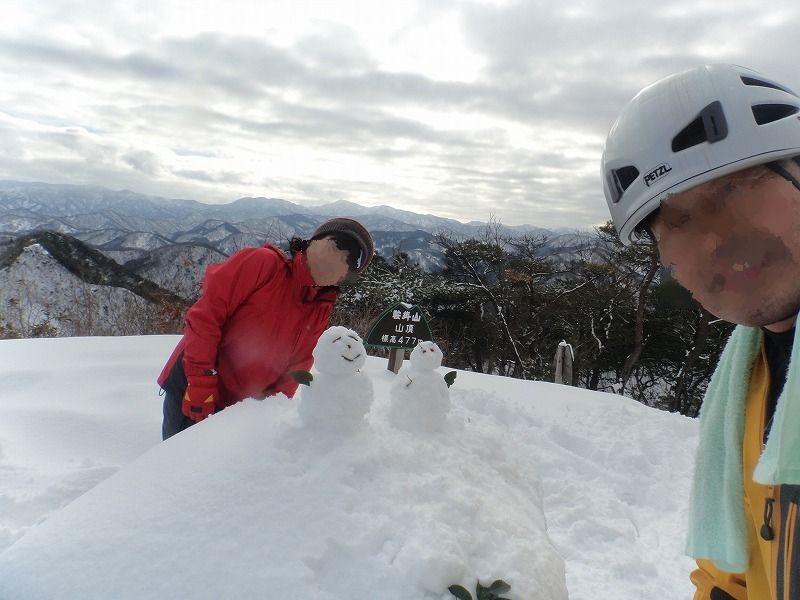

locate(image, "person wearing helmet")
[[602, 64, 800, 600], [157, 217, 375, 440]]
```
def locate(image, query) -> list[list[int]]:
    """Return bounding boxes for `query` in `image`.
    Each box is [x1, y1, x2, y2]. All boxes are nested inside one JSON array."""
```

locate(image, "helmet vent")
[[752, 103, 800, 125], [741, 76, 794, 95], [671, 101, 728, 152], [608, 166, 640, 202]]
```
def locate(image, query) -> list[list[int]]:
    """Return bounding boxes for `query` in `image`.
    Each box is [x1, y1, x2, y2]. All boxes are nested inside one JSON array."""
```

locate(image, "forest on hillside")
[[0, 223, 730, 417], [332, 223, 731, 418]]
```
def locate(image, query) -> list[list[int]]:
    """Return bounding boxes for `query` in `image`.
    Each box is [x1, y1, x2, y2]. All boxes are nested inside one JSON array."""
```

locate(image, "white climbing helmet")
[[602, 64, 800, 244]]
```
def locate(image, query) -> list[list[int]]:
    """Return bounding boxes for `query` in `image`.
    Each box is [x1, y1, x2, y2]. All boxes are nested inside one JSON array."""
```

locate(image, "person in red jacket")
[[158, 217, 374, 440]]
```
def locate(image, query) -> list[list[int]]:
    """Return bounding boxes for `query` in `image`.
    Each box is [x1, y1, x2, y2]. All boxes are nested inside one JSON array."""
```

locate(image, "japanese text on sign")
[[365, 302, 433, 349], [391, 310, 422, 322]]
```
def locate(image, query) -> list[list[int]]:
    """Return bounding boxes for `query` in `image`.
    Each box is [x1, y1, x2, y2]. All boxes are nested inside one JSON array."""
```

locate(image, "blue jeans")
[[160, 353, 196, 440]]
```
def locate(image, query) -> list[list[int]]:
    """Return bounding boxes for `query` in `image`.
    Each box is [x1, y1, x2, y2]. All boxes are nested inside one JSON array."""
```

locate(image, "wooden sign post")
[[387, 348, 405, 373], [553, 339, 574, 385]]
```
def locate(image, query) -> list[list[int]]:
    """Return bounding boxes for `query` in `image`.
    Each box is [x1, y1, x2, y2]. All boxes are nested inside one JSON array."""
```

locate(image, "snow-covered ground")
[[0, 335, 698, 599]]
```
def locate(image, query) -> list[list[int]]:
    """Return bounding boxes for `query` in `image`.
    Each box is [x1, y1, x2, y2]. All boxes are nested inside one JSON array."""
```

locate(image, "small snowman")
[[389, 341, 455, 433], [295, 326, 374, 433]]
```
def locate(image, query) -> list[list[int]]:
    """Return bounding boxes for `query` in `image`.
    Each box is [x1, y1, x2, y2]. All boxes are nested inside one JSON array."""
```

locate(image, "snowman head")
[[409, 341, 442, 370], [313, 326, 367, 374]]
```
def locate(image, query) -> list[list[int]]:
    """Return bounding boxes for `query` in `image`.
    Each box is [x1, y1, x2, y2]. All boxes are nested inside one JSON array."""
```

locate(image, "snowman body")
[[298, 326, 373, 433], [389, 341, 450, 432]]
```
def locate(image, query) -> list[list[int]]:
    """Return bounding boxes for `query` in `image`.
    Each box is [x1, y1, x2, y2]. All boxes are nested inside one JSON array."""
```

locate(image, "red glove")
[[182, 374, 218, 422]]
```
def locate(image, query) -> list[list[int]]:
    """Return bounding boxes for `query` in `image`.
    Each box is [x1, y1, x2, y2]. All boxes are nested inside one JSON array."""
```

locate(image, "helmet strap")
[[766, 161, 800, 192]]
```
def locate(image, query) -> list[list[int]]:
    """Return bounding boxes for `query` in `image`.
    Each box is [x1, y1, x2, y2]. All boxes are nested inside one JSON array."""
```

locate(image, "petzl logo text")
[[644, 163, 672, 187]]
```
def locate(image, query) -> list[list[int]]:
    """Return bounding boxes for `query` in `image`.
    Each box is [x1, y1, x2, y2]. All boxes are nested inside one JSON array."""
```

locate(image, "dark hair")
[[632, 207, 660, 245], [767, 157, 800, 192], [291, 233, 363, 272], [316, 232, 362, 271], [288, 237, 309, 254]]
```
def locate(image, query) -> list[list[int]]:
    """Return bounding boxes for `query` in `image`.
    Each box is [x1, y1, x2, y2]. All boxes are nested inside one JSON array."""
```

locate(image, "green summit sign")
[[365, 302, 433, 349]]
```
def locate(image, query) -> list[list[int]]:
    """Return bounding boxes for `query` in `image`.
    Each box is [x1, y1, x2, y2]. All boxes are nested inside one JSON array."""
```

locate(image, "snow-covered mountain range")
[[0, 180, 599, 336], [0, 179, 553, 242], [0, 180, 589, 266]]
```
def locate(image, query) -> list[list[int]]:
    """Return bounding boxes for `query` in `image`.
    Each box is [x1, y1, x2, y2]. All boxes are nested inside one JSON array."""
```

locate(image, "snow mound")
[[0, 370, 567, 600], [0, 337, 699, 600]]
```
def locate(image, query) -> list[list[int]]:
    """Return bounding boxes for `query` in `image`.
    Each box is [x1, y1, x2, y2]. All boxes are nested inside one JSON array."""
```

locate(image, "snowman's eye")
[[332, 336, 342, 343]]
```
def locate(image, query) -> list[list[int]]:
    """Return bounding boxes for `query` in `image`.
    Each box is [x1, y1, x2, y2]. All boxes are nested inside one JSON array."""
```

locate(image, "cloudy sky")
[[1, 1, 798, 228]]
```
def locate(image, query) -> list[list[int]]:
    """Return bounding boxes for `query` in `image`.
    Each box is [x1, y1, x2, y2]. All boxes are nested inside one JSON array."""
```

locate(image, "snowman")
[[296, 326, 373, 433], [389, 341, 453, 433]]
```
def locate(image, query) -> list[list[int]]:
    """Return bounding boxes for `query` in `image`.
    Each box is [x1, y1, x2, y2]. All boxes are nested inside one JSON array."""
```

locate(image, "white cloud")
[[0, 0, 799, 228]]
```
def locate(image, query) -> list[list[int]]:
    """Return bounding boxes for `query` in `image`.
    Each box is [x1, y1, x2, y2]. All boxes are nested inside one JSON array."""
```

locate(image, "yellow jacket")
[[692, 341, 800, 599]]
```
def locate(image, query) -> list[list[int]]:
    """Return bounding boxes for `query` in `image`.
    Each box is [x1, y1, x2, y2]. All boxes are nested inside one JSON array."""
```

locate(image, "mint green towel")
[[686, 322, 800, 573]]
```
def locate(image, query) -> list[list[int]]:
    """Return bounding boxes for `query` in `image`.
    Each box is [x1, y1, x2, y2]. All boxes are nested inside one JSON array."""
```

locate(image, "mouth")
[[714, 235, 790, 276], [709, 256, 767, 293], [341, 354, 361, 362], [728, 254, 768, 276], [704, 234, 792, 295]]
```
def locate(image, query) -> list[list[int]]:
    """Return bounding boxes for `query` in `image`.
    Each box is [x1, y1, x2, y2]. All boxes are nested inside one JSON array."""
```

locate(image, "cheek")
[[316, 257, 347, 284], [326, 262, 346, 285], [656, 238, 681, 268], [325, 251, 349, 275], [658, 227, 718, 267], [657, 243, 704, 290]]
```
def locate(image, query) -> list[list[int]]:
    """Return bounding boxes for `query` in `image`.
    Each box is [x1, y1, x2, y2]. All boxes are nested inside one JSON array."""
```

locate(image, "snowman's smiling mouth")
[[331, 334, 363, 363]]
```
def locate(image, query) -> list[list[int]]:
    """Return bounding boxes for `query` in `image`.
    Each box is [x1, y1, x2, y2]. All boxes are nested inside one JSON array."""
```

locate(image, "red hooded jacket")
[[158, 243, 337, 407]]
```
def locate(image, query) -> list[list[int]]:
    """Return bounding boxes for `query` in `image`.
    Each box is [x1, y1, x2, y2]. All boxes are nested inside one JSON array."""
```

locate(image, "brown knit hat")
[[311, 217, 374, 273]]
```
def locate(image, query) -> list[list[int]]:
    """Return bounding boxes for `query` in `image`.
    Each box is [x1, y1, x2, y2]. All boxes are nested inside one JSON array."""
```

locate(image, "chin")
[[701, 305, 758, 326], [709, 306, 798, 329]]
